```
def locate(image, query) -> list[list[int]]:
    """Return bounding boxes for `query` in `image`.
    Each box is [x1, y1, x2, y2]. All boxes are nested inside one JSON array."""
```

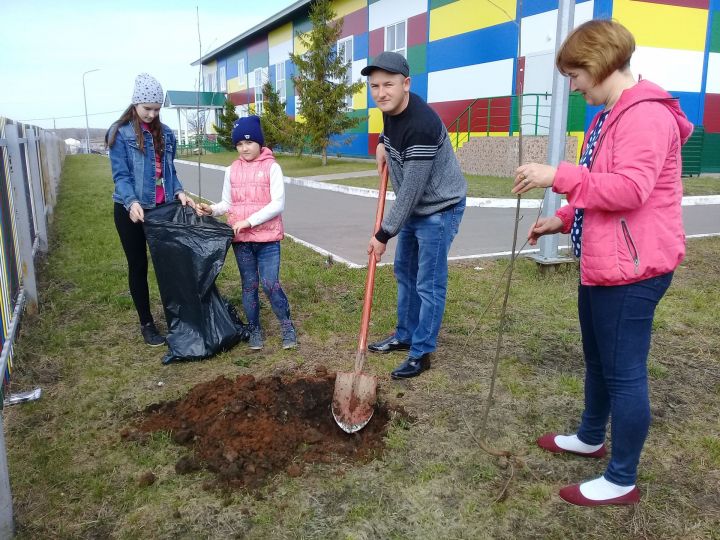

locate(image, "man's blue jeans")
[[232, 241, 291, 329], [576, 272, 673, 486], [393, 199, 465, 359]]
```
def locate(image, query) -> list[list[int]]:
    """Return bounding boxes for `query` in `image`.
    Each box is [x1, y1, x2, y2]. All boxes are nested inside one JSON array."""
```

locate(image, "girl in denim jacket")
[[106, 73, 195, 346]]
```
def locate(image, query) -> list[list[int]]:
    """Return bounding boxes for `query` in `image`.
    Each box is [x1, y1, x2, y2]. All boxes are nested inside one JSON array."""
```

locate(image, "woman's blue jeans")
[[393, 199, 465, 359], [576, 272, 673, 486], [232, 241, 291, 329]]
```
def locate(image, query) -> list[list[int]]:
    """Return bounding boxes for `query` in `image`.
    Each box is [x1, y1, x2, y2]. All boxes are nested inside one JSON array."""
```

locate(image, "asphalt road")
[[176, 161, 720, 267]]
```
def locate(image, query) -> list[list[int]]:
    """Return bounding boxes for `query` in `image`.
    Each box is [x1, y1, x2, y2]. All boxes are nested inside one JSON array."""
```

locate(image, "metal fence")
[[0, 117, 64, 537]]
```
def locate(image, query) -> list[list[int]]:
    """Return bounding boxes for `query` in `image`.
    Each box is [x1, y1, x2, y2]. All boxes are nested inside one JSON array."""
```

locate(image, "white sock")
[[579, 476, 635, 500], [555, 434, 604, 454]]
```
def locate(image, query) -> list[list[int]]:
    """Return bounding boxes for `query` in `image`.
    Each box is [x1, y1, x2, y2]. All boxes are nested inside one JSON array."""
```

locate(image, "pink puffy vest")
[[227, 147, 284, 243]]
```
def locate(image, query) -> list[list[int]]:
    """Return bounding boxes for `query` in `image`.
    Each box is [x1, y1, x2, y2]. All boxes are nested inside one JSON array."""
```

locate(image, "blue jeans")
[[232, 241, 291, 329], [576, 272, 673, 486], [393, 199, 465, 358]]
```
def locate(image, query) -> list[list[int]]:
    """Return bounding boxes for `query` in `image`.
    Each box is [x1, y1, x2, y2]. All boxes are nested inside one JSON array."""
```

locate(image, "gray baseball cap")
[[361, 51, 410, 77]]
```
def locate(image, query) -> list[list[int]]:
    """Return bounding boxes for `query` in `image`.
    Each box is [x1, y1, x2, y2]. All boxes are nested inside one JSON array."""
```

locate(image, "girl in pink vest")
[[197, 116, 296, 350]]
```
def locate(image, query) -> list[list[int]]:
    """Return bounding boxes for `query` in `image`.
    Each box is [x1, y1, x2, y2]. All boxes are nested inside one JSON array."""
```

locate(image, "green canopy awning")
[[164, 91, 226, 108]]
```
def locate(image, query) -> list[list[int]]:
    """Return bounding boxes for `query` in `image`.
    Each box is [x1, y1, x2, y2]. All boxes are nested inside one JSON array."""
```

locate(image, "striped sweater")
[[376, 92, 467, 243]]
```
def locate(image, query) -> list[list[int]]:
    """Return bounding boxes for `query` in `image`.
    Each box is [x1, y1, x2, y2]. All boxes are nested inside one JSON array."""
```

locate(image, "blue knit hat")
[[231, 116, 265, 147]]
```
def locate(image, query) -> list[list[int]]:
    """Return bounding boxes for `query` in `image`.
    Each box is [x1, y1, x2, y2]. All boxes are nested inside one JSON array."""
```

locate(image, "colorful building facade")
[[196, 0, 720, 170]]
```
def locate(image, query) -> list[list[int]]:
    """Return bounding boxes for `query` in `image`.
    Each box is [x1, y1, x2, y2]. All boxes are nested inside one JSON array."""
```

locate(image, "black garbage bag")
[[143, 201, 248, 364]]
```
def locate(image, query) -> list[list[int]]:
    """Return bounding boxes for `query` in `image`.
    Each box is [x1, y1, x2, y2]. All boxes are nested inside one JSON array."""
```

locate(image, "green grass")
[[5, 154, 720, 539], [331, 174, 720, 198]]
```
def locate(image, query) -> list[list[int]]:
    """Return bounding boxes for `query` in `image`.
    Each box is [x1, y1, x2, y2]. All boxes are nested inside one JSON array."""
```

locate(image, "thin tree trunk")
[[322, 146, 327, 166]]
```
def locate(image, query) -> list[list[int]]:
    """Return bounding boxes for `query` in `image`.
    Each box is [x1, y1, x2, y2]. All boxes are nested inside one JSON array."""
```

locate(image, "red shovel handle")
[[355, 164, 389, 365], [355, 163, 388, 373]]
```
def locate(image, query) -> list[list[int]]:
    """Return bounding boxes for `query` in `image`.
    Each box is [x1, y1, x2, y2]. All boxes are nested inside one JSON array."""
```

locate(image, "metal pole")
[[531, 0, 575, 264], [82, 69, 100, 154], [26, 129, 48, 253], [0, 411, 14, 538], [5, 124, 38, 314]]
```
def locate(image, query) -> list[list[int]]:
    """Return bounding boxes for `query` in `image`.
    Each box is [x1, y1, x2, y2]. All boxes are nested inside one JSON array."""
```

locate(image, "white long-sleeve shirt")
[[209, 161, 285, 227]]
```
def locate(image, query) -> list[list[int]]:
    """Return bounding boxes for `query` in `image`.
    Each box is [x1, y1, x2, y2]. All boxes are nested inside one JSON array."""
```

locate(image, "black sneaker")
[[141, 322, 165, 347]]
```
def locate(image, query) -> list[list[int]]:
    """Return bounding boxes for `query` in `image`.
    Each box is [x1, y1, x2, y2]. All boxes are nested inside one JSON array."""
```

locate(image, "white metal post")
[[531, 0, 576, 264], [82, 69, 100, 155]]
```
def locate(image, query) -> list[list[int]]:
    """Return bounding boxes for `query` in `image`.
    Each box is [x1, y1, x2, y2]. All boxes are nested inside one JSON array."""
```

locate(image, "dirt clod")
[[128, 371, 402, 488], [137, 471, 156, 487]]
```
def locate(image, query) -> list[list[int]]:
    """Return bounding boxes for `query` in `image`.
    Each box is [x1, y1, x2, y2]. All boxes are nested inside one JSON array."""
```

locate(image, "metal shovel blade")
[[331, 370, 378, 433]]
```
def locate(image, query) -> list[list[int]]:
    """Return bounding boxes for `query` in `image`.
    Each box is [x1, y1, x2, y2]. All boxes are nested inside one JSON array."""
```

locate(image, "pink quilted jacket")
[[553, 80, 694, 286]]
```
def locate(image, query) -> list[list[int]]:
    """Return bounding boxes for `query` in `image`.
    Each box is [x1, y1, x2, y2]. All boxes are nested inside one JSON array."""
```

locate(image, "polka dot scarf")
[[571, 110, 611, 259]]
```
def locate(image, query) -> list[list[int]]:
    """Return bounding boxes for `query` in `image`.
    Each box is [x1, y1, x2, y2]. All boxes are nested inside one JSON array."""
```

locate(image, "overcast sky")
[[0, 0, 297, 131]]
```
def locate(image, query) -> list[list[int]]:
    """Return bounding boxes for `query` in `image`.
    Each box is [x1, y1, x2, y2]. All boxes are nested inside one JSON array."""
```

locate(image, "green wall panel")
[[701, 131, 720, 173], [567, 93, 587, 132], [710, 11, 720, 53], [346, 109, 369, 134], [430, 0, 459, 9], [407, 43, 427, 75]]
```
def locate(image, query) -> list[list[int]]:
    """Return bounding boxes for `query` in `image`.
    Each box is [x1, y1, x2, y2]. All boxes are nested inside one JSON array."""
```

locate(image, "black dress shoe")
[[391, 354, 431, 379], [368, 335, 411, 353]]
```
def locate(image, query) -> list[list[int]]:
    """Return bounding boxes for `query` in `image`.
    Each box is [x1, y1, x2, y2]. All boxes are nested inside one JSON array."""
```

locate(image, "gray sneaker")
[[249, 327, 264, 350], [281, 323, 297, 350]]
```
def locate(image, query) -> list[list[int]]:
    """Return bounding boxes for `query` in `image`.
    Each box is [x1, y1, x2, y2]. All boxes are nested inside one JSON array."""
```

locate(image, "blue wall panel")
[[671, 91, 703, 126], [410, 72, 428, 102], [522, 0, 593, 18], [354, 32, 368, 61], [427, 22, 518, 73], [328, 132, 370, 156]]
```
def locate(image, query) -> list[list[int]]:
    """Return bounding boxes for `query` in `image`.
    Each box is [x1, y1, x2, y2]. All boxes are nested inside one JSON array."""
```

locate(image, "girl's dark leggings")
[[114, 202, 153, 326]]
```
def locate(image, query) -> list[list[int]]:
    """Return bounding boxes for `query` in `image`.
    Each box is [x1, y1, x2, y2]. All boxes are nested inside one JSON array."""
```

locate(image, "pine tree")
[[261, 82, 306, 156], [289, 0, 366, 165], [213, 98, 239, 151]]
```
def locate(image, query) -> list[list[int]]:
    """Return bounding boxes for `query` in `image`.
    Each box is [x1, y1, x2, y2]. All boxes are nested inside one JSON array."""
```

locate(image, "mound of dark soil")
[[122, 367, 401, 488]]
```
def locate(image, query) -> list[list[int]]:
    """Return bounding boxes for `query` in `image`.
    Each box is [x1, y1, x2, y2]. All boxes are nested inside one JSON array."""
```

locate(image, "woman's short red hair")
[[556, 19, 635, 84]]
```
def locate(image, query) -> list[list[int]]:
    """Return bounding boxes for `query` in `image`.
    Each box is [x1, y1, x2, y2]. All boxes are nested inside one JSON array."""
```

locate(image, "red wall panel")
[[704, 93, 720, 133], [339, 7, 368, 38], [407, 13, 427, 47]]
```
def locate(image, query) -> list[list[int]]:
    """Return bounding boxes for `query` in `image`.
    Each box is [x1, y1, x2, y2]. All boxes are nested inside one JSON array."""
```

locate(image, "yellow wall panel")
[[269, 22, 293, 47], [430, 0, 516, 42], [353, 84, 367, 109], [368, 107, 383, 133], [227, 78, 247, 93], [332, 0, 365, 19], [294, 33, 309, 56], [613, 0, 707, 51]]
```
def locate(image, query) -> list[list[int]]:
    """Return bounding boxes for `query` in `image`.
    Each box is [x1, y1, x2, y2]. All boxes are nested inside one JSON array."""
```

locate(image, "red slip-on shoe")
[[536, 433, 607, 458], [559, 484, 641, 506]]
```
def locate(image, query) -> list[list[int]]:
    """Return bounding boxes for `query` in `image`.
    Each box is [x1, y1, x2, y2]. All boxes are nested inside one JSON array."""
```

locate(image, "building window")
[[254, 68, 265, 115], [337, 36, 354, 110], [275, 62, 286, 104], [385, 21, 406, 58], [238, 58, 246, 86], [218, 65, 227, 92], [203, 72, 216, 92]]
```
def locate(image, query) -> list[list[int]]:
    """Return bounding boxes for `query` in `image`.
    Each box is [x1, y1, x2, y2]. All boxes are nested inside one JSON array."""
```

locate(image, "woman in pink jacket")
[[513, 19, 693, 507]]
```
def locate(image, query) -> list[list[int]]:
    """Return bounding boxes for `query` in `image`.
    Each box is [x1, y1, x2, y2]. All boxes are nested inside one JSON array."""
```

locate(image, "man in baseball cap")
[[360, 51, 410, 78], [363, 51, 467, 380]]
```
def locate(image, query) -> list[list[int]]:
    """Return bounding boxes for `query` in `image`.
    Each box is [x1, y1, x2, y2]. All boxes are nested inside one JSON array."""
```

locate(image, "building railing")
[[449, 92, 587, 149]]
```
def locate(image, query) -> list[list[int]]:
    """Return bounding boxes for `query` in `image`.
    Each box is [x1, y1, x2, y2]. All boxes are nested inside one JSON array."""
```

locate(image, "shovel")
[[332, 164, 389, 433]]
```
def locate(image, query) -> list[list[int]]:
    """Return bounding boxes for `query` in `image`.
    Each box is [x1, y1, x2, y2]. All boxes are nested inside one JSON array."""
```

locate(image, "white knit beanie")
[[131, 73, 164, 105]]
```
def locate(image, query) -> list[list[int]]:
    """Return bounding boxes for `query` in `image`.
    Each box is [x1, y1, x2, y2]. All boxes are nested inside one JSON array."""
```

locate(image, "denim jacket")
[[109, 121, 184, 210]]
